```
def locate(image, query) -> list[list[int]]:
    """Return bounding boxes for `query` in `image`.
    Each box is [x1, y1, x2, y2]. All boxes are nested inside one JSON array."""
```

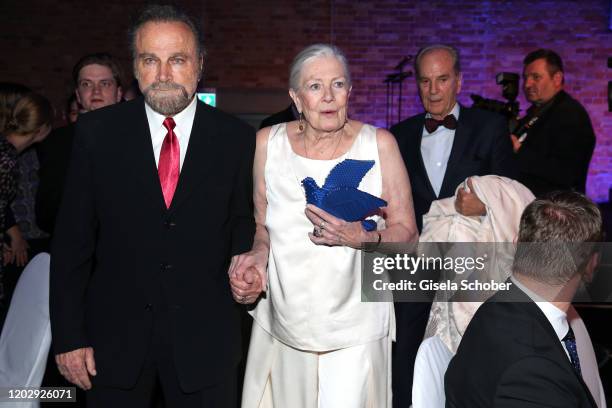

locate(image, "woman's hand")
[[305, 204, 378, 249], [228, 249, 268, 304], [4, 225, 29, 267]]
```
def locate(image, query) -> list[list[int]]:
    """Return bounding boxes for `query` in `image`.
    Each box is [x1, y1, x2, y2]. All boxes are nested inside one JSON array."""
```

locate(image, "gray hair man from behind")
[[513, 190, 602, 289], [445, 190, 603, 408]]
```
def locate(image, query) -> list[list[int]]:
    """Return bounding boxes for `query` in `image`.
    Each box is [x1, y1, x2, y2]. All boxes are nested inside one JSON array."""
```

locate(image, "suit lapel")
[[167, 100, 214, 212], [127, 99, 167, 212], [514, 286, 598, 407], [533, 306, 597, 407], [413, 115, 437, 199], [439, 105, 471, 197]]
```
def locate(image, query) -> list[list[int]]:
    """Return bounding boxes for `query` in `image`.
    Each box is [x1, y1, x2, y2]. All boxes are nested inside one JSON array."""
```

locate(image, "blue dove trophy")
[[301, 159, 387, 232]]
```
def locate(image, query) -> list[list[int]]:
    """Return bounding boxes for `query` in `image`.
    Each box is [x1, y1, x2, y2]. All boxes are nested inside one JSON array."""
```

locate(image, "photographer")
[[512, 49, 595, 196]]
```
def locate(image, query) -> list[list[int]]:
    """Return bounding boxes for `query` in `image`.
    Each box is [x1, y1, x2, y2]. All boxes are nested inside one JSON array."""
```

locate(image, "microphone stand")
[[383, 57, 413, 127]]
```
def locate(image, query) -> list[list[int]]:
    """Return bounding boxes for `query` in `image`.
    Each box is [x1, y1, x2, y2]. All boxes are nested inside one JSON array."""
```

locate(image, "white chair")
[[411, 335, 454, 408], [0, 253, 52, 408]]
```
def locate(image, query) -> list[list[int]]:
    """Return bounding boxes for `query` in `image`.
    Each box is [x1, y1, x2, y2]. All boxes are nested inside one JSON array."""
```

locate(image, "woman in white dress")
[[229, 44, 417, 408]]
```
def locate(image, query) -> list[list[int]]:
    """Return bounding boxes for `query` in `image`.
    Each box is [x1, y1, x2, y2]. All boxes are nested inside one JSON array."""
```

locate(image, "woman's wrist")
[[361, 229, 382, 251]]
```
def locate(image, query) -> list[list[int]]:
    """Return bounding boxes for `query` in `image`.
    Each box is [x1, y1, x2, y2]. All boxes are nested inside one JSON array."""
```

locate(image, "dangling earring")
[[298, 112, 305, 132]]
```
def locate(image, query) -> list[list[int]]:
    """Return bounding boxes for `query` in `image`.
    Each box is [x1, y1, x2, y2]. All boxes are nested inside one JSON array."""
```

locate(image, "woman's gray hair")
[[289, 44, 351, 91]]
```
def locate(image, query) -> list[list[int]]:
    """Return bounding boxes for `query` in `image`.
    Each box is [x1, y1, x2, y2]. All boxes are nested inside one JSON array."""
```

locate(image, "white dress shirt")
[[421, 103, 460, 197], [145, 96, 197, 171]]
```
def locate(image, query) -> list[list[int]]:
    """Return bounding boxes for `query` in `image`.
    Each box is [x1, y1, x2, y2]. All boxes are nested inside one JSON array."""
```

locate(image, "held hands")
[[55, 347, 96, 390], [305, 204, 372, 249], [455, 178, 486, 216], [228, 250, 267, 305]]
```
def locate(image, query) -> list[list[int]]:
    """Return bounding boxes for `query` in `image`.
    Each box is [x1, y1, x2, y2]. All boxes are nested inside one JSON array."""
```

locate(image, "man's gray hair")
[[289, 44, 351, 91], [414, 44, 461, 79], [513, 191, 602, 285]]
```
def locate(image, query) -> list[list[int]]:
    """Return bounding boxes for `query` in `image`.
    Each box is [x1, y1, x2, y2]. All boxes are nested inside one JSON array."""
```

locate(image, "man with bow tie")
[[389, 44, 516, 408], [50, 4, 260, 407]]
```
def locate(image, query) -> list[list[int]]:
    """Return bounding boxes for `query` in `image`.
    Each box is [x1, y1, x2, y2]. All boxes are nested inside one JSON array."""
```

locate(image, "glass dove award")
[[301, 159, 387, 231]]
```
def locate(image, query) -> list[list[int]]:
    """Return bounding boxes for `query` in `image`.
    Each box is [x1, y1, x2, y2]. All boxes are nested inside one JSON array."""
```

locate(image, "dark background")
[[0, 0, 610, 201]]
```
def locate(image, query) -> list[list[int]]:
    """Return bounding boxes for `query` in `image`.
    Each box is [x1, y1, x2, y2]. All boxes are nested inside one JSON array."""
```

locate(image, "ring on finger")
[[320, 220, 326, 229], [313, 227, 322, 237]]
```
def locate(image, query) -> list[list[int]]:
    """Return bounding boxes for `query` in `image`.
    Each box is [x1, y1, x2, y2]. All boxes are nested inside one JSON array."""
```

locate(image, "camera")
[[471, 72, 521, 129]]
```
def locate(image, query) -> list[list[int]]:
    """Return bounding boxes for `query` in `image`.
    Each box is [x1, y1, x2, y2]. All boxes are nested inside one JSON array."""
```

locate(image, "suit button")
[[145, 304, 152, 311], [164, 220, 176, 228]]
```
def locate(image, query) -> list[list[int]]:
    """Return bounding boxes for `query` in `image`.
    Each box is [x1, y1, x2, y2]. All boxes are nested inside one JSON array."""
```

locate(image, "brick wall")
[[1, 0, 610, 200]]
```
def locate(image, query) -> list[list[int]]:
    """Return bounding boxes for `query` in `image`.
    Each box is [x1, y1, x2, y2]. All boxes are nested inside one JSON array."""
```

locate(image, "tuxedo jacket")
[[445, 284, 597, 408], [516, 90, 595, 197], [390, 106, 517, 232], [50, 98, 256, 391]]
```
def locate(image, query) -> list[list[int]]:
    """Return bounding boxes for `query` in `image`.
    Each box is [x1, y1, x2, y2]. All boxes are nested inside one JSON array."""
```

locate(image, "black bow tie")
[[424, 114, 457, 133]]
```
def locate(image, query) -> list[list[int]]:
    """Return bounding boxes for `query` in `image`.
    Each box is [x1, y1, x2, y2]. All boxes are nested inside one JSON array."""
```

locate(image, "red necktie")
[[159, 117, 180, 208]]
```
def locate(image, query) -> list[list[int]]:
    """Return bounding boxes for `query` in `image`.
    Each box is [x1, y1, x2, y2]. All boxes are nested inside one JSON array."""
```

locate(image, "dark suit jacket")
[[516, 90, 595, 197], [50, 98, 256, 391], [390, 106, 517, 232], [445, 283, 596, 408], [36, 124, 75, 235], [259, 103, 297, 129]]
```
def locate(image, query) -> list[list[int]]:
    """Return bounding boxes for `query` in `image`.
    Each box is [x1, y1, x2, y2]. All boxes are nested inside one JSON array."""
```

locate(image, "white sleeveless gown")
[[241, 123, 394, 408]]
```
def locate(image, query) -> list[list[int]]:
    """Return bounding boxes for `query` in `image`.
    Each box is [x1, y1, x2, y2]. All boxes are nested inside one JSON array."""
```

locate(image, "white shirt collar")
[[510, 275, 569, 342], [144, 95, 198, 170], [144, 95, 198, 137]]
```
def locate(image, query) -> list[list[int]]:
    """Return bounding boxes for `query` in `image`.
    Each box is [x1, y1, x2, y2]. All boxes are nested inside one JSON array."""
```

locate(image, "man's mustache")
[[145, 82, 187, 93]]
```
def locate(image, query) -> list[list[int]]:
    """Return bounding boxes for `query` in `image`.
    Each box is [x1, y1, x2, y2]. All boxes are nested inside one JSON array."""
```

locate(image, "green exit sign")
[[196, 92, 216, 107]]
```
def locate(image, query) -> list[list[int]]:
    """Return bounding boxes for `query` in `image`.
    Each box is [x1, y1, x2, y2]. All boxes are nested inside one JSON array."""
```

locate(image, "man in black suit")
[[36, 52, 124, 235], [50, 5, 262, 407], [512, 49, 595, 196], [389, 44, 516, 407], [445, 191, 601, 407]]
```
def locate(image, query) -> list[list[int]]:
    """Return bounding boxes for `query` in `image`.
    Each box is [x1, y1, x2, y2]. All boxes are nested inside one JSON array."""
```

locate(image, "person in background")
[[36, 52, 124, 235], [259, 102, 298, 129], [512, 49, 595, 196], [445, 191, 602, 407], [389, 44, 516, 407], [0, 90, 52, 326], [123, 78, 143, 101], [64, 93, 81, 124], [0, 83, 32, 271]]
